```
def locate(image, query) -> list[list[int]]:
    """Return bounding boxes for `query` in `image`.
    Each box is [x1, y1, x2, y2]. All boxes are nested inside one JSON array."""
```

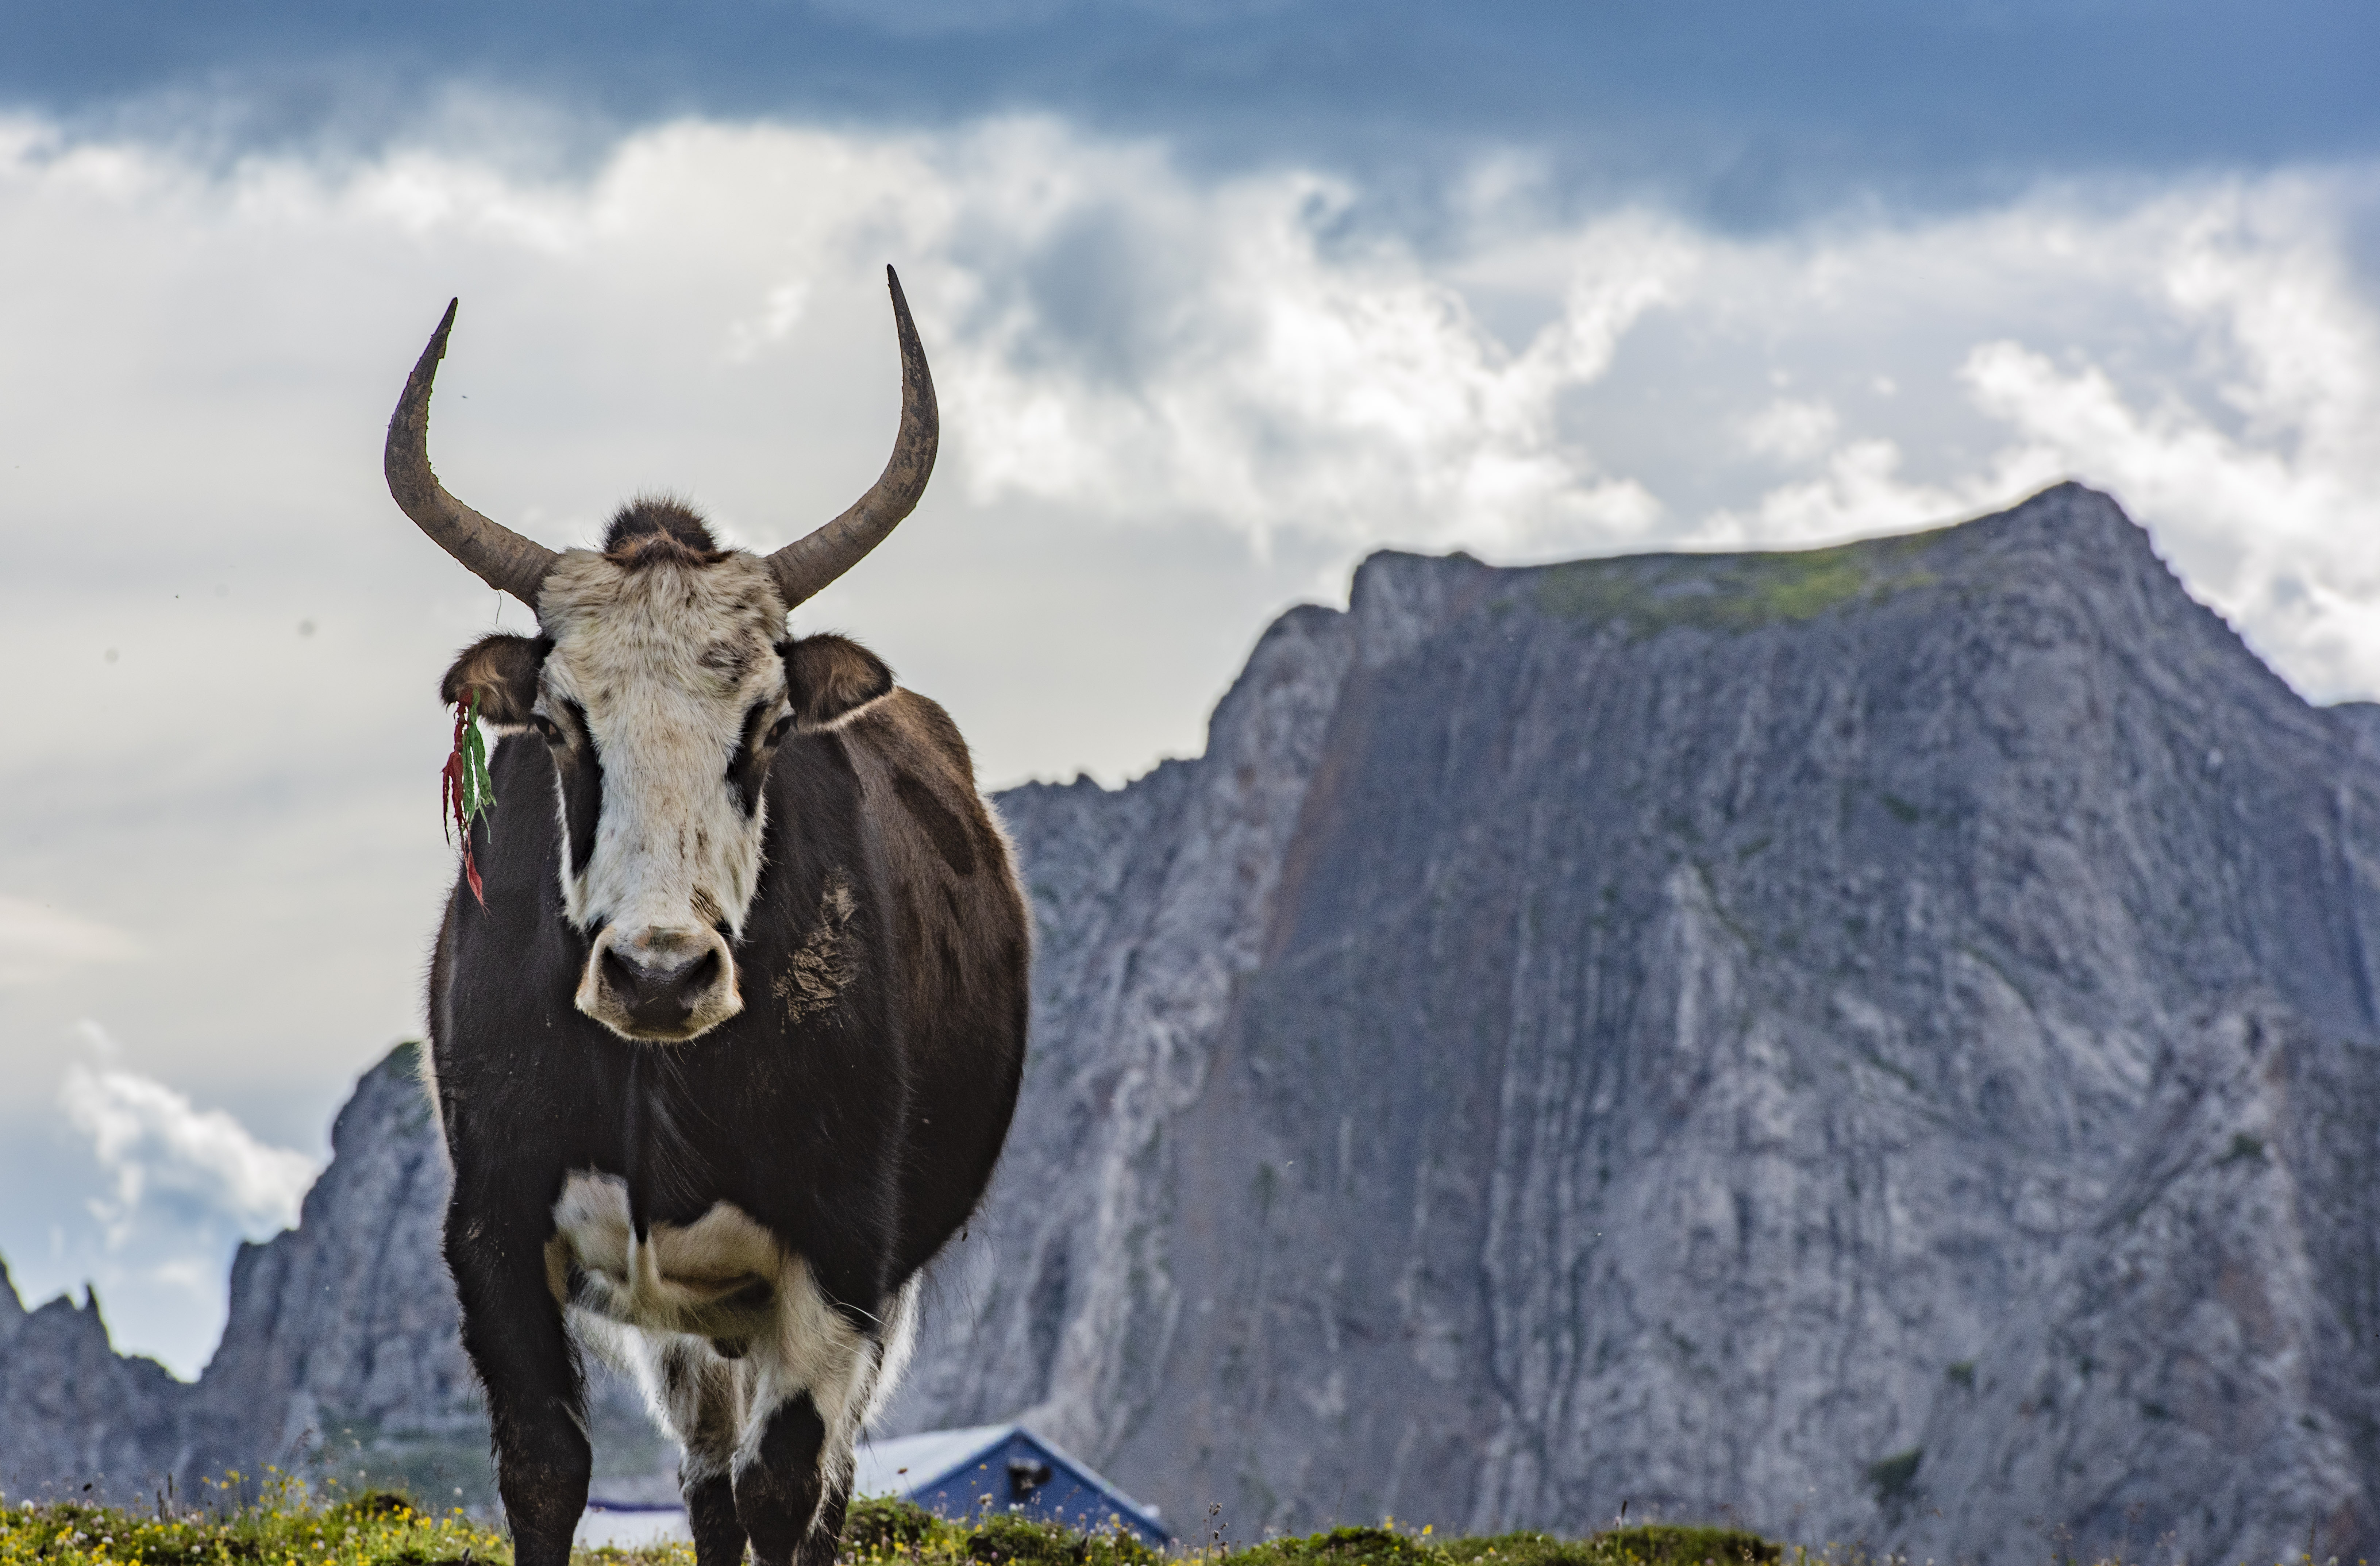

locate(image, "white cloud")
[[947, 156, 1686, 557], [1713, 436, 2033, 547], [3, 112, 2374, 671], [32, 1024, 326, 1371], [1741, 397, 1842, 463], [725, 279, 814, 363], [0, 895, 139, 988], [1946, 181, 2380, 700], [61, 1024, 321, 1246]]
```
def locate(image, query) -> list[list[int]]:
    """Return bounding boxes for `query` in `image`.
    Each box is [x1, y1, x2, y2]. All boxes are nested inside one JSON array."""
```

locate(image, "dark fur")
[[441, 633, 549, 725], [605, 496, 727, 567], [784, 635, 894, 731], [430, 627, 1028, 1566]]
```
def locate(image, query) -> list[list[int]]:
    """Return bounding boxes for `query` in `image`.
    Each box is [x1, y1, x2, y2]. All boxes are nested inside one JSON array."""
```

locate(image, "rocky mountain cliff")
[[885, 483, 2380, 1563], [6, 484, 2377, 1565], [0, 1264, 183, 1502]]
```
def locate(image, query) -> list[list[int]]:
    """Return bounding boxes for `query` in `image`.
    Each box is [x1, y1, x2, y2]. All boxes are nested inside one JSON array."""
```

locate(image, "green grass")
[[0, 1487, 1790, 1566], [0, 1475, 505, 1566], [2219, 1132, 2268, 1166], [12, 1483, 2303, 1566], [663, 1503, 1781, 1566], [1860, 1450, 1922, 1508], [1529, 532, 1945, 639]]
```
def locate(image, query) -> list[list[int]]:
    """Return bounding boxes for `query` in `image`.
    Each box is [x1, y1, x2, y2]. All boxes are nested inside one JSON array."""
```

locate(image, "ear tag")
[[442, 687, 497, 906]]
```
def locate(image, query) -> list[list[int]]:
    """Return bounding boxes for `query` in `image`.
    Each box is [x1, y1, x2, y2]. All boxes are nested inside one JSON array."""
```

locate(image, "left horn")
[[767, 265, 939, 609], [385, 298, 559, 607]]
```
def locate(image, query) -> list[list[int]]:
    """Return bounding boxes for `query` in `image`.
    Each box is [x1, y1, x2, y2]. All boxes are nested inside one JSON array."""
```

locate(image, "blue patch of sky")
[[2, 0, 2375, 224]]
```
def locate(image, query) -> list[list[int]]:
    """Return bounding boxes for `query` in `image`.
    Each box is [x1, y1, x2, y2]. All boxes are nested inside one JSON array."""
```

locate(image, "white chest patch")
[[545, 1169, 922, 1497], [548, 1171, 783, 1340]]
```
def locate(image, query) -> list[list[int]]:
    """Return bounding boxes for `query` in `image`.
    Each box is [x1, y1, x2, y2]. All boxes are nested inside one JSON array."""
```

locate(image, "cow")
[[384, 269, 1029, 1566]]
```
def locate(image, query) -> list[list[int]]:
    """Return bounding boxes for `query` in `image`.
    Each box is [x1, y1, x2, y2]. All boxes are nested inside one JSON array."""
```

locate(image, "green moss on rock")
[[1530, 530, 1946, 638]]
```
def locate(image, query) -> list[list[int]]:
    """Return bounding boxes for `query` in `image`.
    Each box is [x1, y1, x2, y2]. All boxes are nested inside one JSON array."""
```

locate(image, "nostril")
[[679, 949, 721, 999], [601, 946, 644, 1003]]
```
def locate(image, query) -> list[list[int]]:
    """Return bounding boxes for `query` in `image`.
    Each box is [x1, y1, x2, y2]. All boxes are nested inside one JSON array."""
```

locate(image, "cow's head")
[[388, 268, 933, 1044]]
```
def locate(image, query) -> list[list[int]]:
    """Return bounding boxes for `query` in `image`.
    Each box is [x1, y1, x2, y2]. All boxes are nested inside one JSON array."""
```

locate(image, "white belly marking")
[[548, 1171, 781, 1339]]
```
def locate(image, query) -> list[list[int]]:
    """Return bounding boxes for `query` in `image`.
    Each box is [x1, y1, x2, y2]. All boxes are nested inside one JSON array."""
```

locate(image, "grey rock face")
[[0, 1268, 181, 1504], [1908, 1004, 2380, 1566], [885, 485, 2380, 1563], [7, 484, 2378, 1565], [891, 598, 1362, 1460]]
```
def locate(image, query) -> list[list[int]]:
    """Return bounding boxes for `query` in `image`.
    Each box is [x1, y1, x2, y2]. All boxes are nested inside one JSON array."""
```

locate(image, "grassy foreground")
[[0, 1480, 503, 1566], [0, 1479, 1784, 1566]]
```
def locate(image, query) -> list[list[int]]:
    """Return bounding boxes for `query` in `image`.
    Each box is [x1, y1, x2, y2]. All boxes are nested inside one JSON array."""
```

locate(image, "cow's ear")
[[441, 634, 550, 727], [783, 634, 894, 730]]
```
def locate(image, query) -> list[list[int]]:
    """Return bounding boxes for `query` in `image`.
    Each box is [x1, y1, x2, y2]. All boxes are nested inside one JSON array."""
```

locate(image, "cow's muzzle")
[[577, 924, 743, 1042]]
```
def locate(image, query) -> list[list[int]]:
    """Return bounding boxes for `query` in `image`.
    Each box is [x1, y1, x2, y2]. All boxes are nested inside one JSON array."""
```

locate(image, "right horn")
[[767, 265, 939, 609], [385, 299, 559, 607]]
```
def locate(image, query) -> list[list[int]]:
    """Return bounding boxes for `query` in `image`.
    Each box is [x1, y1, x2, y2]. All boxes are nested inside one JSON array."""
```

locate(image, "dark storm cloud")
[[5, 0, 2376, 225]]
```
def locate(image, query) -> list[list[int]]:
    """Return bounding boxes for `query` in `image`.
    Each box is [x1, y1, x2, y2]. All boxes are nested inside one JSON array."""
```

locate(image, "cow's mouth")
[[577, 923, 743, 1042]]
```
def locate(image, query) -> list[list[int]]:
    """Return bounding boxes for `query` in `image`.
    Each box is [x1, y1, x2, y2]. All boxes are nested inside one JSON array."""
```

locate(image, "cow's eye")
[[726, 704, 788, 819], [533, 714, 566, 747], [737, 703, 789, 758]]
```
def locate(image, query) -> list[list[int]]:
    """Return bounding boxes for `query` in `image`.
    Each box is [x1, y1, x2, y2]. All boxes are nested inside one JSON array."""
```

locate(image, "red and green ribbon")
[[442, 688, 496, 905]]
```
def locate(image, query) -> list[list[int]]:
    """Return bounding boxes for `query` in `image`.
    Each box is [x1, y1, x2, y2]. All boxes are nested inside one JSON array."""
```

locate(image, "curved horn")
[[385, 299, 559, 607], [767, 265, 939, 609]]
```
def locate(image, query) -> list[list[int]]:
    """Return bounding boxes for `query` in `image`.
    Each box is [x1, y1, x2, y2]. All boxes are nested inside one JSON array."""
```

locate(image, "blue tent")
[[852, 1423, 1170, 1545]]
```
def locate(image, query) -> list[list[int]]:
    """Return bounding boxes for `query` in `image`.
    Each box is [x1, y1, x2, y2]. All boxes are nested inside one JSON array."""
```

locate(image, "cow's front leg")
[[734, 1261, 887, 1566], [733, 1390, 828, 1566], [808, 1462, 857, 1566], [445, 1194, 588, 1566], [652, 1337, 748, 1566]]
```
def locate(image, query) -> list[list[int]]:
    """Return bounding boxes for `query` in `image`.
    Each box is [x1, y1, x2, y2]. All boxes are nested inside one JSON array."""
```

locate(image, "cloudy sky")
[[3, 1, 2377, 1376]]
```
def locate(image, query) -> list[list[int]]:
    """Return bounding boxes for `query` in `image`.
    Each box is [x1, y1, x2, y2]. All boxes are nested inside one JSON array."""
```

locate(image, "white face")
[[532, 548, 793, 1042]]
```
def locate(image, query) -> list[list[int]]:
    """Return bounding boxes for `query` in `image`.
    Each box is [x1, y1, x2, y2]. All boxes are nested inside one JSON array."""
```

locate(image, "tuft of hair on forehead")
[[603, 495, 727, 569]]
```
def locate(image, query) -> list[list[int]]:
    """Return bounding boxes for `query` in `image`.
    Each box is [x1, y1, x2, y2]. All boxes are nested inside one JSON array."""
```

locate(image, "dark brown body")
[[385, 270, 997, 1566], [427, 655, 1028, 1566]]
